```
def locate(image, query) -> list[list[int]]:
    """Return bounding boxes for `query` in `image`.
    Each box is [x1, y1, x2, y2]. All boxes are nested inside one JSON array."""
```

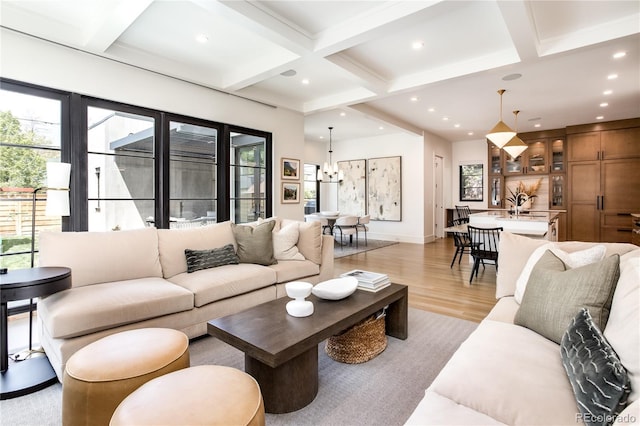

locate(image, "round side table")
[[0, 267, 71, 400]]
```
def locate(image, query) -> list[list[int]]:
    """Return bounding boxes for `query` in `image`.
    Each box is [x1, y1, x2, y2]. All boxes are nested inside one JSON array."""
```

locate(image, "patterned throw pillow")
[[185, 244, 239, 273], [561, 308, 630, 426]]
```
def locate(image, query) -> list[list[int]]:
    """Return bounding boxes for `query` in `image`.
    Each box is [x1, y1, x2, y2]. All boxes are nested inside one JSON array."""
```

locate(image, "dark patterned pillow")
[[185, 244, 239, 273], [561, 308, 630, 426]]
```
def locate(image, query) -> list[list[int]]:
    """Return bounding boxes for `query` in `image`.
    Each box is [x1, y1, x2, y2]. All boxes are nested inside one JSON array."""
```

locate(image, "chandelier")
[[317, 126, 344, 182], [486, 89, 516, 148]]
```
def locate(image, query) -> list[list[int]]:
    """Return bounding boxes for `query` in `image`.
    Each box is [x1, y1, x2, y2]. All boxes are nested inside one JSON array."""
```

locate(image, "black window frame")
[[459, 163, 483, 202]]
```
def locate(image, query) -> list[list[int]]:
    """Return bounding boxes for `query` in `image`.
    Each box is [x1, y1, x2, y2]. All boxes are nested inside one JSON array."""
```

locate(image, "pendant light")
[[486, 89, 516, 148], [319, 126, 344, 182], [502, 110, 528, 160]]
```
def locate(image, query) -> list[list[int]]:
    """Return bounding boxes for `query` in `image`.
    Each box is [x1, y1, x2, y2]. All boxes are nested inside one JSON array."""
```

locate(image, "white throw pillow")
[[550, 245, 606, 269], [273, 222, 305, 261], [514, 243, 555, 304]]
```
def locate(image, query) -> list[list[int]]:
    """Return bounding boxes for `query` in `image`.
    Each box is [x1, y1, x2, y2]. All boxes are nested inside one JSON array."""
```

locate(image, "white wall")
[[329, 132, 426, 243], [1, 28, 307, 220]]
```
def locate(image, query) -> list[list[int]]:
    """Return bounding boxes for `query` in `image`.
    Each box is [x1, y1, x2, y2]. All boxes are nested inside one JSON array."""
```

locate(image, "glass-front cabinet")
[[489, 176, 504, 209], [487, 142, 504, 209], [504, 139, 548, 175]]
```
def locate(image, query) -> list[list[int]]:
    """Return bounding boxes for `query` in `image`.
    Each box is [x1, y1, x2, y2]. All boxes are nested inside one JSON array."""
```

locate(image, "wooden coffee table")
[[207, 283, 408, 413]]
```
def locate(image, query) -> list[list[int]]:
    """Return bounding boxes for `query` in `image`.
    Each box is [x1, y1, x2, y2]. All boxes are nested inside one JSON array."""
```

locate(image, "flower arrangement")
[[506, 178, 542, 207]]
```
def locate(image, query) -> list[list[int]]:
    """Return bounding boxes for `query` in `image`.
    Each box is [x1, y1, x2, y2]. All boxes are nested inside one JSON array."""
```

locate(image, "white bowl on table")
[[320, 211, 340, 217], [312, 276, 358, 300]]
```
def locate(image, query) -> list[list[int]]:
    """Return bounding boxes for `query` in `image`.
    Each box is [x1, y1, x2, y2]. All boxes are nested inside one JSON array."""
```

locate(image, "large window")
[[303, 164, 319, 214], [1, 78, 273, 267], [0, 84, 66, 269]]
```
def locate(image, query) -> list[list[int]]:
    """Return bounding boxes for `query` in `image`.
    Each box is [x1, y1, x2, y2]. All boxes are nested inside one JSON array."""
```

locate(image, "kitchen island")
[[468, 211, 560, 240]]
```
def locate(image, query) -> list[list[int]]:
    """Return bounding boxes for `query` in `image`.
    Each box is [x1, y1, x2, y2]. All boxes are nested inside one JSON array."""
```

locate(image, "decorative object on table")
[[325, 309, 387, 364], [281, 157, 300, 180], [337, 159, 366, 215], [317, 127, 344, 183], [340, 269, 390, 292], [486, 89, 516, 149], [320, 211, 339, 216], [367, 156, 401, 221], [281, 182, 300, 204], [285, 281, 314, 317], [506, 178, 542, 212], [311, 276, 358, 300]]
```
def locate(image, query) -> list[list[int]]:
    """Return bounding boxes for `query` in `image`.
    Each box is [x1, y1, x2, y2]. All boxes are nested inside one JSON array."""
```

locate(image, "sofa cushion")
[[429, 319, 579, 425], [282, 219, 322, 264], [273, 222, 305, 261], [38, 277, 194, 339], [561, 308, 630, 423], [39, 228, 163, 287], [167, 264, 277, 307], [496, 232, 549, 299], [185, 244, 239, 273], [514, 244, 606, 304], [232, 221, 277, 266], [514, 251, 620, 344], [268, 260, 320, 283], [604, 249, 640, 403], [158, 221, 236, 278]]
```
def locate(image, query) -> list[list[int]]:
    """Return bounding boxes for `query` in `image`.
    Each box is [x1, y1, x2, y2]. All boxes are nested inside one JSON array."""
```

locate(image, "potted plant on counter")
[[507, 179, 542, 213]]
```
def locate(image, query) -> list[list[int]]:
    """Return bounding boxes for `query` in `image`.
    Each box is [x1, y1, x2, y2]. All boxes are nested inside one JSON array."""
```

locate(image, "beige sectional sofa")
[[406, 232, 639, 425], [38, 218, 333, 380]]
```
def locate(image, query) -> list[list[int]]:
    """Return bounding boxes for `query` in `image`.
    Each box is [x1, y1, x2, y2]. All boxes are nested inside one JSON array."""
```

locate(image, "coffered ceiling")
[[1, 0, 639, 143]]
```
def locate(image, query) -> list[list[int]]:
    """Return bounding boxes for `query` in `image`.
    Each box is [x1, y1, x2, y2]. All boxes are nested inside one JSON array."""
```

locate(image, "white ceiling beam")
[[83, 0, 153, 52], [324, 53, 389, 96], [496, 0, 541, 61], [349, 104, 423, 136], [302, 87, 378, 114]]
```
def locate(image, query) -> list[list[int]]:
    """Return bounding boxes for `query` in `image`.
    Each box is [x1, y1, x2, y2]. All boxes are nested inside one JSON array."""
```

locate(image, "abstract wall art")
[[367, 156, 401, 221]]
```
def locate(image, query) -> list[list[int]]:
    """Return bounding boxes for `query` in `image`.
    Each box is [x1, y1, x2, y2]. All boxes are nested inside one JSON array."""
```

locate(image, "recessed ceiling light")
[[280, 69, 297, 77], [613, 51, 626, 59], [378, 126, 384, 130], [596, 116, 604, 120], [607, 74, 618, 80], [467, 132, 474, 136], [442, 117, 449, 121], [319, 136, 324, 139], [534, 123, 541, 128], [410, 96, 419, 102], [600, 102, 609, 107], [411, 41, 424, 50], [427, 108, 435, 112], [454, 124, 460, 128], [502, 73, 522, 81], [195, 34, 209, 43], [340, 112, 346, 117], [302, 78, 310, 85], [603, 90, 612, 95]]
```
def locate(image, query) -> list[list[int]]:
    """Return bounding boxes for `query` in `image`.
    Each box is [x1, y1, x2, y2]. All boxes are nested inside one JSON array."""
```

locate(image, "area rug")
[[334, 239, 398, 259], [0, 309, 477, 426]]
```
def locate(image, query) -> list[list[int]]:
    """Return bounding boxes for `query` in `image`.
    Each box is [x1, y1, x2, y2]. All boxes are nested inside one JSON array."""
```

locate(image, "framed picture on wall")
[[367, 156, 402, 221], [281, 157, 300, 180], [282, 182, 300, 203]]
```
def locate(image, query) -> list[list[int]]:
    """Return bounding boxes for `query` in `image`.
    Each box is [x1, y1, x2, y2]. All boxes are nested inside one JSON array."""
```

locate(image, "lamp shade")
[[46, 162, 71, 189], [486, 121, 516, 148], [45, 162, 71, 216], [503, 136, 528, 160]]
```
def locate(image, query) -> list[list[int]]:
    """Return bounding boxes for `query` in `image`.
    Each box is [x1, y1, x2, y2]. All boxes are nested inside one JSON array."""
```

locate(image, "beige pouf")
[[110, 365, 265, 426], [62, 328, 190, 426]]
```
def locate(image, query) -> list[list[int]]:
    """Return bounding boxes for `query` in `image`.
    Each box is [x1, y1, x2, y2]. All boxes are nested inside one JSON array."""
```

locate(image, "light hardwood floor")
[[334, 237, 498, 323]]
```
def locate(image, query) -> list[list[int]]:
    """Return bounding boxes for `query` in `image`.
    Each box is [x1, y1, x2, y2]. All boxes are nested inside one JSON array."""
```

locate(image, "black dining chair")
[[467, 225, 503, 283], [448, 218, 475, 268], [455, 205, 472, 223]]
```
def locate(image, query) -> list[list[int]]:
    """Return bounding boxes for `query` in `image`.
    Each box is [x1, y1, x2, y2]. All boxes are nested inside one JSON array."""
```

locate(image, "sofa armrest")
[[318, 235, 334, 282]]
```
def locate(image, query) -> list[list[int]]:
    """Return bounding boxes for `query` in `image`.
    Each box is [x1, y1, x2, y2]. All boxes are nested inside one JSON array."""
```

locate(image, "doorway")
[[434, 155, 444, 238]]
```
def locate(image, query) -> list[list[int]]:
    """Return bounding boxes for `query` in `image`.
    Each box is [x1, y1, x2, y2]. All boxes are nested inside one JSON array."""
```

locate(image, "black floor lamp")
[[17, 162, 71, 360]]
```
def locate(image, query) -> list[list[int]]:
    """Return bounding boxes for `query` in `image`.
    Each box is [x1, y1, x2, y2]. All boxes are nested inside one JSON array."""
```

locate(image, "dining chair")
[[357, 215, 370, 246], [467, 225, 503, 283], [449, 218, 477, 268], [455, 205, 472, 223], [334, 215, 359, 248], [305, 214, 331, 235]]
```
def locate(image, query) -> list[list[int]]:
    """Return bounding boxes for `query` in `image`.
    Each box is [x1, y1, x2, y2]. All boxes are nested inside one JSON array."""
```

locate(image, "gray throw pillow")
[[185, 244, 239, 273], [514, 250, 620, 344], [231, 221, 277, 266], [561, 308, 630, 426]]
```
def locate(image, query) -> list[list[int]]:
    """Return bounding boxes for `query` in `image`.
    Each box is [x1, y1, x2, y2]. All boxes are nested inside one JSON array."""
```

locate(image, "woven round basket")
[[325, 313, 387, 364]]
